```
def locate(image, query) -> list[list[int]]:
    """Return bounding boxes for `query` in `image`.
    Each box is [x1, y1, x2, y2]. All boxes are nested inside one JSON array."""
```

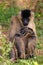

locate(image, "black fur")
[[21, 9, 31, 26], [15, 27, 35, 38], [21, 9, 31, 18]]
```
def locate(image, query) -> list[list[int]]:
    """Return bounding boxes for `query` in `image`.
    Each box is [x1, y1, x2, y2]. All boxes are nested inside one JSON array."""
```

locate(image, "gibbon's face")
[[21, 9, 31, 26]]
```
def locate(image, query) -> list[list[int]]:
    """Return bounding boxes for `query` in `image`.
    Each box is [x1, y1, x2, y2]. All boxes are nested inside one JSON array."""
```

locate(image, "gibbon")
[[9, 9, 36, 60]]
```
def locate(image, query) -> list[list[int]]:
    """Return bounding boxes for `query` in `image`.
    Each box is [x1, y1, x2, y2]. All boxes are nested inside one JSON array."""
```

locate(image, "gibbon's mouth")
[[23, 22, 28, 26], [22, 19, 30, 26]]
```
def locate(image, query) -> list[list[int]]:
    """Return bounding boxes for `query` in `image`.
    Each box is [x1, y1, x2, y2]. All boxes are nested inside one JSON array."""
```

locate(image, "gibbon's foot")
[[29, 54, 34, 58], [26, 54, 34, 59]]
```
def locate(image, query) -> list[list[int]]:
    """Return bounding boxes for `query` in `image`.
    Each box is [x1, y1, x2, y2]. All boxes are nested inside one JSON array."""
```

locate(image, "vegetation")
[[0, 2, 20, 27], [0, 0, 43, 65]]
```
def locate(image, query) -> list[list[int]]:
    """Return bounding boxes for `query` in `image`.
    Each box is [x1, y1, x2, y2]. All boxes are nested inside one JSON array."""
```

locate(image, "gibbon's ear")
[[17, 11, 24, 26], [19, 11, 21, 15], [18, 11, 21, 18], [29, 11, 34, 21]]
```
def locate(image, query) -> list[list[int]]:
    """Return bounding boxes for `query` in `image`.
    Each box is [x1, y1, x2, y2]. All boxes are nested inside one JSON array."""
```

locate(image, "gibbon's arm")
[[27, 11, 37, 37]]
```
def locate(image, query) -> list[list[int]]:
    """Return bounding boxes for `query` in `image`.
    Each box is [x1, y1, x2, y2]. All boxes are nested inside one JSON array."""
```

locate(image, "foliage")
[[34, 0, 43, 49], [0, 2, 20, 26]]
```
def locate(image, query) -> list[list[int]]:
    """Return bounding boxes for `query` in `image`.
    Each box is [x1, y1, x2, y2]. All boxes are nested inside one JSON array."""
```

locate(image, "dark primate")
[[9, 9, 36, 61]]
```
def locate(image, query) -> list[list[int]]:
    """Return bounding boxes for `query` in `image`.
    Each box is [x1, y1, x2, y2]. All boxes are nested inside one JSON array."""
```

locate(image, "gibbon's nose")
[[24, 20, 28, 26]]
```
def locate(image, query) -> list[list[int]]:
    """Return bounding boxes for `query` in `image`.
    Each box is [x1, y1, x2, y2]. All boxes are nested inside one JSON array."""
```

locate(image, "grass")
[[0, 0, 43, 65]]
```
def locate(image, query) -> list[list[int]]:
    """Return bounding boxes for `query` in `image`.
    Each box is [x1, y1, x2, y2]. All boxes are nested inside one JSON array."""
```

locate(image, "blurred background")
[[0, 0, 43, 65]]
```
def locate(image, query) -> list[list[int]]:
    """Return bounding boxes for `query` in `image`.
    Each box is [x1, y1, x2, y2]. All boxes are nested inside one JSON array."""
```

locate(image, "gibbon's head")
[[19, 9, 34, 26]]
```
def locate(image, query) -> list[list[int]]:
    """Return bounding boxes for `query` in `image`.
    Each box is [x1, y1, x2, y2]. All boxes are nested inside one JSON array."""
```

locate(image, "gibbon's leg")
[[26, 36, 36, 58], [15, 35, 25, 59], [18, 26, 36, 58], [10, 45, 18, 62], [14, 26, 36, 59]]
